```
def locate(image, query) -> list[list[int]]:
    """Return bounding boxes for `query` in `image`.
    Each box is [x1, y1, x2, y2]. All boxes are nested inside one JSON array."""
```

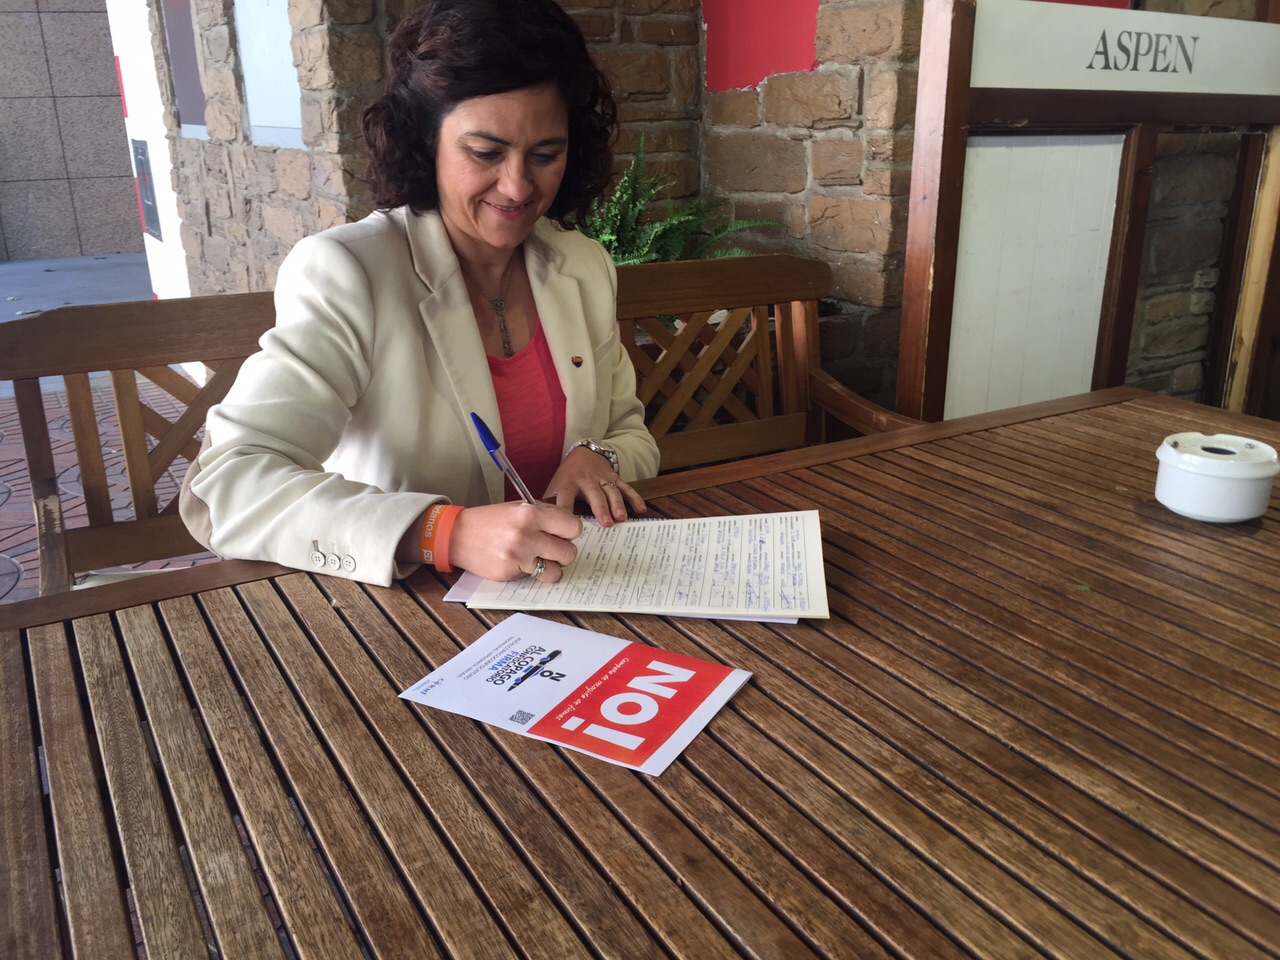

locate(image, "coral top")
[[487, 318, 566, 500]]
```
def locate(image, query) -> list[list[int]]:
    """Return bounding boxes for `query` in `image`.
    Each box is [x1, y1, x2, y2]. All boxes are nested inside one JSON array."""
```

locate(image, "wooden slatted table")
[[3, 387, 1278, 959]]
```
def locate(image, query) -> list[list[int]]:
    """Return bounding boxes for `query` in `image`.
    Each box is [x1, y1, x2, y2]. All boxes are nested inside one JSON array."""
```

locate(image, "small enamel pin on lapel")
[[571, 355, 583, 367]]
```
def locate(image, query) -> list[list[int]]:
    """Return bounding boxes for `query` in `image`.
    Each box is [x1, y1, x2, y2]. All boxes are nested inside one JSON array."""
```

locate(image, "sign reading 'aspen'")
[[971, 0, 1280, 97]]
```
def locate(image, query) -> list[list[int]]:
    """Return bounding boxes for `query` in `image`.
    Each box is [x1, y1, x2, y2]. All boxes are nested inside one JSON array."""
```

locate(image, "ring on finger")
[[600, 480, 617, 488], [531, 557, 546, 579]]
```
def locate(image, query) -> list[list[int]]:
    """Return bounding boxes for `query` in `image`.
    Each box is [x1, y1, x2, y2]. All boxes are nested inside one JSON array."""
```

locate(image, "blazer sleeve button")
[[341, 556, 356, 572], [326, 553, 341, 571]]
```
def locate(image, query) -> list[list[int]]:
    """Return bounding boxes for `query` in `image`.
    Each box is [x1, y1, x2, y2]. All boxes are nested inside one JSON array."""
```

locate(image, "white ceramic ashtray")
[[1154, 432, 1278, 523]]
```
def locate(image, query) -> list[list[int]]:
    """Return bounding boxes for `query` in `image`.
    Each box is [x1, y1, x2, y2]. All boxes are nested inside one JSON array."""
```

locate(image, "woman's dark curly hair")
[[361, 0, 617, 229]]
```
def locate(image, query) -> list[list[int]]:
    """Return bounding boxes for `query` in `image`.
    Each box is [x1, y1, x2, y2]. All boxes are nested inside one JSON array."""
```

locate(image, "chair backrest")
[[615, 253, 917, 471], [0, 293, 275, 594]]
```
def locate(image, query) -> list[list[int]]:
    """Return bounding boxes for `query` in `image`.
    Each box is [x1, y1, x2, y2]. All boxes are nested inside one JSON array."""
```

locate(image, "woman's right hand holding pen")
[[449, 501, 582, 582]]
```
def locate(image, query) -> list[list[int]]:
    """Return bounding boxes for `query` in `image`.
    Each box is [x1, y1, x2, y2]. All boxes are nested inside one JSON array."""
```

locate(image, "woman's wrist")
[[567, 438, 619, 474], [417, 504, 464, 571]]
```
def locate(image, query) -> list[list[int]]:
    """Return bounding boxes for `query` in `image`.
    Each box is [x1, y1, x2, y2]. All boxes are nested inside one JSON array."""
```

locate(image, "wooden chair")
[[615, 253, 919, 471], [0, 293, 275, 595]]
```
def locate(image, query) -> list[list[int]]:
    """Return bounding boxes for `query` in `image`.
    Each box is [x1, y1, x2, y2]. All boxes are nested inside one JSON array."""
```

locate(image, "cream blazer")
[[181, 208, 659, 586]]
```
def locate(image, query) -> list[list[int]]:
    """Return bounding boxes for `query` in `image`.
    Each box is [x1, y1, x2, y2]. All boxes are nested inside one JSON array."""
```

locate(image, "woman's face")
[[435, 83, 569, 262]]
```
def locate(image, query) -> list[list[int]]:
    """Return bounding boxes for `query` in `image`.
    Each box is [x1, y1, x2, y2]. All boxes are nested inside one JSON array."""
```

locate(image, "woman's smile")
[[435, 83, 569, 261]]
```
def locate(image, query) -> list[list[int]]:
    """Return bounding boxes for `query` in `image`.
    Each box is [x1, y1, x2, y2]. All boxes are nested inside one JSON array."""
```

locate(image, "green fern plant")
[[584, 134, 781, 265]]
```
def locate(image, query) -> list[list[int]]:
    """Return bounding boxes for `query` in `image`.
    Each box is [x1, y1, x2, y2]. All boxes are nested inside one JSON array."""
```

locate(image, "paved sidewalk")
[[1, 252, 151, 319]]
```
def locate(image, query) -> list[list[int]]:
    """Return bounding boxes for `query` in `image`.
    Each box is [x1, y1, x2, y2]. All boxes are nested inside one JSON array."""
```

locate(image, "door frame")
[[898, 0, 1280, 420]]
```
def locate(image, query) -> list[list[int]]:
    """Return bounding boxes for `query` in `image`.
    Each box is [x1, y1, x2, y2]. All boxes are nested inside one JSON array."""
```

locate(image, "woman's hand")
[[448, 501, 583, 582], [544, 447, 647, 527]]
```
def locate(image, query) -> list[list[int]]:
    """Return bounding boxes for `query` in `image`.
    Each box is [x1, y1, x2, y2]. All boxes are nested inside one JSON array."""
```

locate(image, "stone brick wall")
[[163, 0, 704, 295], [701, 0, 921, 407], [1124, 0, 1260, 401], [1126, 133, 1239, 400], [169, 0, 388, 294], [587, 0, 701, 194]]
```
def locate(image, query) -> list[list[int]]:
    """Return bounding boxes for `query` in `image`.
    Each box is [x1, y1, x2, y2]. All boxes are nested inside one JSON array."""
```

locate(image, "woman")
[[180, 0, 659, 587]]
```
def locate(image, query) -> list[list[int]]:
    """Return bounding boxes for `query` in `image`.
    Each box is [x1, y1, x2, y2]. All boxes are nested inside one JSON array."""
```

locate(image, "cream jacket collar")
[[393, 208, 597, 504]]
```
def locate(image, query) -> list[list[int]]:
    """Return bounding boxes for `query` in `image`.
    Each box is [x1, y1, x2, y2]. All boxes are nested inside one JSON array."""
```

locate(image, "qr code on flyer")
[[509, 710, 535, 725]]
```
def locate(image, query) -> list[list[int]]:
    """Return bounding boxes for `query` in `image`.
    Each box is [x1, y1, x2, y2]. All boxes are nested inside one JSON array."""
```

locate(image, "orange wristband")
[[419, 504, 463, 572]]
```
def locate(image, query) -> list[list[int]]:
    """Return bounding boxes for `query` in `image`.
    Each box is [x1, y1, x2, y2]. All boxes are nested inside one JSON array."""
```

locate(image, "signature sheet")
[[464, 510, 829, 619]]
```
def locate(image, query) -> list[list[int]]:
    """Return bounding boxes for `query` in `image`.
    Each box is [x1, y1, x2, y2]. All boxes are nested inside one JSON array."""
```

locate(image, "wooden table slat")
[[114, 603, 285, 958], [717, 615, 1260, 960], [698, 480, 1280, 926], [0, 628, 64, 960], [662, 489, 1280, 957], [26, 622, 137, 959], [941, 426, 1280, 595], [841, 525, 1280, 817], [555, 745, 822, 958], [727, 483, 1280, 901], [197, 586, 447, 959], [891, 444, 1280, 633], [240, 575, 546, 959], [580, 612, 1141, 958], [860, 451, 1280, 717], [316, 576, 686, 957], [949, 416, 1280, 566], [675, 732, 968, 960], [921, 435, 1280, 619], [820, 455, 1280, 767], [605, 520, 1233, 959], [774, 458, 1280, 754], [158, 594, 368, 960], [587, 580, 1122, 956], [317, 575, 673, 960], [570, 610, 933, 960], [1104, 395, 1280, 451], [1039, 410, 1280, 543], [74, 613, 209, 958], [332, 578, 711, 960]]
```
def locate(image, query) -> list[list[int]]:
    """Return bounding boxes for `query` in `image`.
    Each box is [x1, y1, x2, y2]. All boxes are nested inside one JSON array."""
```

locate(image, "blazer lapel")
[[526, 224, 596, 454], [403, 210, 506, 503]]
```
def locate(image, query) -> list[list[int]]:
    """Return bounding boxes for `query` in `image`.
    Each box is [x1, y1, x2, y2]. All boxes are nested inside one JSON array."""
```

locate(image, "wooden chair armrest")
[[809, 370, 923, 435]]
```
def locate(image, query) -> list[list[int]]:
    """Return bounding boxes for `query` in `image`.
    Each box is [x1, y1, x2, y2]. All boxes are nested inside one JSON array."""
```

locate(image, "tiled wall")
[[0, 0, 142, 260]]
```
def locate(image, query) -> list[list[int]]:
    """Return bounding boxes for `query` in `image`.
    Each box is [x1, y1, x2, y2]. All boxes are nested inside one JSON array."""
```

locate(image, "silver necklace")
[[485, 258, 516, 357]]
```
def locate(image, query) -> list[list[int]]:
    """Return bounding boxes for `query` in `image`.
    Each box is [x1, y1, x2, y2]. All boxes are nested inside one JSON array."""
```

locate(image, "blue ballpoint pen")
[[470, 412, 538, 505]]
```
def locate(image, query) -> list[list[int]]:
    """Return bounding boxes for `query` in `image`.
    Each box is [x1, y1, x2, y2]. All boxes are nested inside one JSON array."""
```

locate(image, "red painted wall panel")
[[703, 0, 820, 92]]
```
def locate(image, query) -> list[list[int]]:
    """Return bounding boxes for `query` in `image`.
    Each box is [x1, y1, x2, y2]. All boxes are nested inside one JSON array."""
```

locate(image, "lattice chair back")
[[0, 293, 274, 594], [616, 254, 835, 471]]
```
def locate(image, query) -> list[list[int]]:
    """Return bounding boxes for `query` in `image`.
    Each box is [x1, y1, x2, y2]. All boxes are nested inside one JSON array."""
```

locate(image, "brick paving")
[[0, 379, 218, 604]]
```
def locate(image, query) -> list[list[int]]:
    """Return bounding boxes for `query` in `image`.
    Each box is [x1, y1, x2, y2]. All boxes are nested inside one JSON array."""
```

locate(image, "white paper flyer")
[[399, 613, 751, 775]]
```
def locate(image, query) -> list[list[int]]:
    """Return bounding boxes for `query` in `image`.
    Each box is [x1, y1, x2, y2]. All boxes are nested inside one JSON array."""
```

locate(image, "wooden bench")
[[0, 254, 915, 594], [1, 293, 273, 594], [617, 254, 918, 470]]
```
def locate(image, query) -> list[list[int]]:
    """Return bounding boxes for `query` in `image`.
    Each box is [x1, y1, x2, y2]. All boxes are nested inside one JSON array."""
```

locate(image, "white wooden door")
[[944, 133, 1124, 419]]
